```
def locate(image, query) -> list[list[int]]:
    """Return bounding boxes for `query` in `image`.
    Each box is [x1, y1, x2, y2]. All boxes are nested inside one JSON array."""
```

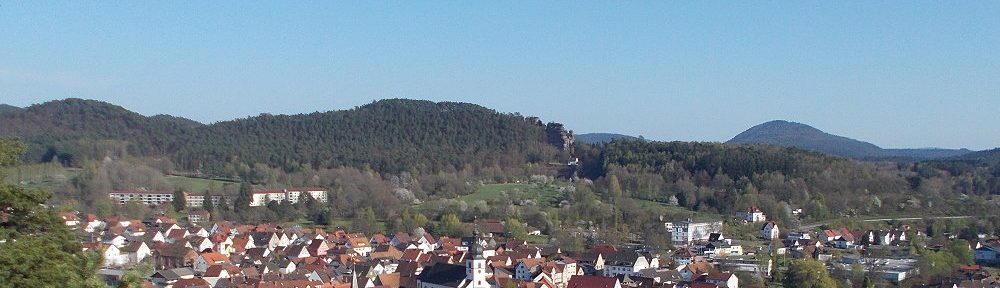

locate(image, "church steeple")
[[470, 221, 485, 259], [465, 220, 490, 288]]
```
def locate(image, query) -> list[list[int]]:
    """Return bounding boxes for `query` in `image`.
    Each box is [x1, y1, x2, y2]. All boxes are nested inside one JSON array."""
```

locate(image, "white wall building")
[[736, 207, 767, 222], [670, 220, 723, 245], [108, 191, 173, 205], [249, 188, 328, 206]]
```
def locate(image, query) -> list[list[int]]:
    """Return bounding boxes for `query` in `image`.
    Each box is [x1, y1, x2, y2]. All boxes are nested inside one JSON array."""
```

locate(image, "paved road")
[[800, 215, 973, 229]]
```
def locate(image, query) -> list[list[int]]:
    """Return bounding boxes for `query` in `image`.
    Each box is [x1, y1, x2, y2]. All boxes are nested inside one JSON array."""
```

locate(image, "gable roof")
[[172, 278, 210, 288], [156, 243, 195, 258], [199, 252, 230, 264], [567, 275, 619, 288], [416, 263, 466, 286], [605, 250, 643, 266], [152, 267, 195, 280]]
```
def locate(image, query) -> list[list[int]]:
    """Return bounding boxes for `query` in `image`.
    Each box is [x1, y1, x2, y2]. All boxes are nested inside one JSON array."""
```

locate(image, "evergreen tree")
[[234, 181, 252, 212], [201, 190, 214, 221], [0, 139, 104, 287], [172, 189, 186, 212]]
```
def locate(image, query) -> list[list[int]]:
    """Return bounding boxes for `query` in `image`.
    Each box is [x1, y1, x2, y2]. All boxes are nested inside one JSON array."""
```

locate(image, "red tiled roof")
[[960, 264, 981, 271], [199, 252, 229, 264], [567, 275, 618, 288]]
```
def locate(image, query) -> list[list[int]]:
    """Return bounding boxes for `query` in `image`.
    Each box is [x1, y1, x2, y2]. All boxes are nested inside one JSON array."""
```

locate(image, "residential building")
[[603, 250, 659, 277], [184, 192, 226, 208], [249, 188, 328, 206], [736, 207, 766, 223], [696, 272, 738, 288], [108, 191, 173, 205], [188, 210, 211, 223], [670, 220, 723, 246], [761, 222, 779, 240], [567, 275, 621, 288]]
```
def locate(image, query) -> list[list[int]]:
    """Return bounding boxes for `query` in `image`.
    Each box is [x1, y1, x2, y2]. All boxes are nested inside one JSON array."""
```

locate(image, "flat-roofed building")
[[109, 191, 173, 206], [670, 219, 723, 246], [249, 188, 327, 206]]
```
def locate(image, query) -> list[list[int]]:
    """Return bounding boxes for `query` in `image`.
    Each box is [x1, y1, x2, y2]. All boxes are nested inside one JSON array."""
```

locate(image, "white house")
[[122, 242, 152, 264], [190, 237, 215, 253], [761, 222, 779, 240], [700, 272, 738, 288], [786, 232, 811, 241], [102, 234, 128, 248], [202, 265, 235, 287], [603, 250, 659, 277], [736, 207, 766, 223], [347, 237, 373, 257], [101, 245, 127, 267], [193, 252, 230, 275]]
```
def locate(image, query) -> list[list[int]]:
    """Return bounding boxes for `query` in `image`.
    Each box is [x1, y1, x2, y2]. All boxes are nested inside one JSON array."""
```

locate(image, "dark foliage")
[[0, 98, 562, 176]]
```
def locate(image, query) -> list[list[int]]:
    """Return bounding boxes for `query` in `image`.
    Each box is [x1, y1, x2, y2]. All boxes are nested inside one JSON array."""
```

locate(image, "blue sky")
[[2, 2, 998, 150]]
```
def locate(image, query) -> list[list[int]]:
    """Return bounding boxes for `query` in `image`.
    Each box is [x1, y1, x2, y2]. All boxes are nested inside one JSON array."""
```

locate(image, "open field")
[[165, 175, 239, 192], [3, 163, 79, 190]]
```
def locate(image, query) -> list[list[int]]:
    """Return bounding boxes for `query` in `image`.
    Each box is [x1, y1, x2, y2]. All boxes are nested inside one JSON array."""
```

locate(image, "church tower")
[[465, 227, 490, 288]]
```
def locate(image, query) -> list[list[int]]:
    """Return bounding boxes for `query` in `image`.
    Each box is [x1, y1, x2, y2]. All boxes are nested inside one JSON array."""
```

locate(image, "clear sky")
[[2, 2, 998, 150]]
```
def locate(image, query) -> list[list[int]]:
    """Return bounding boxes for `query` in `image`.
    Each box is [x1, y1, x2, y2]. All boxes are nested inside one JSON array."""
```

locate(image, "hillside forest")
[[2, 99, 999, 252]]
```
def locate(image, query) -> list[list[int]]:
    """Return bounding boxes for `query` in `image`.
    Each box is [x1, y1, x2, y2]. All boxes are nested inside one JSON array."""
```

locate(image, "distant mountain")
[[0, 98, 564, 174], [726, 120, 972, 160], [576, 133, 640, 144], [0, 104, 22, 115], [950, 148, 1000, 164]]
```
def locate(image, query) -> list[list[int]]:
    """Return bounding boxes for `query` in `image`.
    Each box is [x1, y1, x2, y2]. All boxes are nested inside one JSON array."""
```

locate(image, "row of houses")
[[70, 211, 747, 288], [106, 187, 329, 207]]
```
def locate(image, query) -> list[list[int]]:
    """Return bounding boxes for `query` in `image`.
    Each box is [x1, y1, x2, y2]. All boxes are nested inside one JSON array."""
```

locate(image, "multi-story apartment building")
[[108, 191, 174, 206], [249, 188, 328, 207], [668, 219, 723, 246], [184, 192, 225, 208]]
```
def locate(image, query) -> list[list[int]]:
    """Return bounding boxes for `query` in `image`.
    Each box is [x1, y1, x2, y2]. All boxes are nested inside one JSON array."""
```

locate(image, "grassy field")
[[525, 234, 550, 244], [165, 175, 238, 192], [3, 163, 79, 190]]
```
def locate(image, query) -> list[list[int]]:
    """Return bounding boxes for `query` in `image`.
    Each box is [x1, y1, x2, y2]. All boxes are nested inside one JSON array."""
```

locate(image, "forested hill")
[[574, 140, 999, 226], [0, 99, 197, 163], [173, 99, 561, 174], [727, 120, 972, 160], [0, 104, 21, 115], [576, 133, 640, 144], [0, 98, 564, 175], [946, 148, 1000, 165]]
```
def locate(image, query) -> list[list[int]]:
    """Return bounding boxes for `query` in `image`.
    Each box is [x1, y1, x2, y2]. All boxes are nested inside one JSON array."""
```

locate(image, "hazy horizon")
[[3, 2, 998, 150]]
